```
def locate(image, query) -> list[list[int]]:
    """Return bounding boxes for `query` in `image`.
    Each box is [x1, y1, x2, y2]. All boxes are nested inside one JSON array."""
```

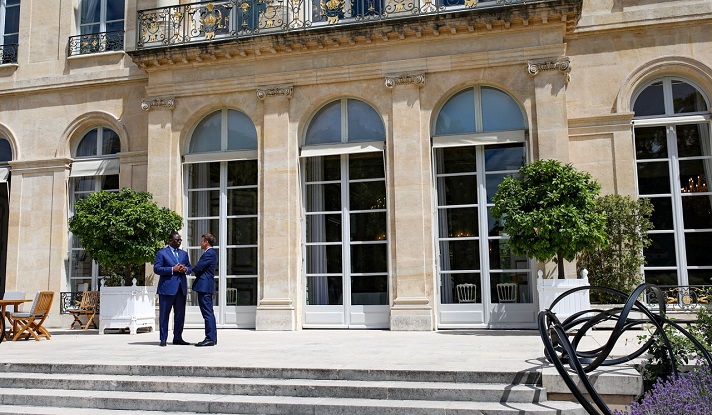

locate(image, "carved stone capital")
[[527, 57, 571, 76], [256, 86, 293, 100], [385, 73, 425, 88], [141, 97, 176, 111]]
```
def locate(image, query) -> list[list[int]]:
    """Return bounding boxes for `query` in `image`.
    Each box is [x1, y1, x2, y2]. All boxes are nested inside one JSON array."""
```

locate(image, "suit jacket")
[[191, 247, 218, 294], [154, 246, 192, 296]]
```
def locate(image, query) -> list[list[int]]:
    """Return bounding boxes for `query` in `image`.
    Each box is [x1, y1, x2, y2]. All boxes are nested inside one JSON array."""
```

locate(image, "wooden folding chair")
[[7, 291, 54, 341], [69, 290, 99, 329]]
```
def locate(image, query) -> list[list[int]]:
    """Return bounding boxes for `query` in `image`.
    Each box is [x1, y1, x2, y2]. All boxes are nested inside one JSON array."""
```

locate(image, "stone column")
[[529, 58, 571, 162], [255, 86, 298, 330], [143, 97, 180, 212], [385, 74, 434, 331]]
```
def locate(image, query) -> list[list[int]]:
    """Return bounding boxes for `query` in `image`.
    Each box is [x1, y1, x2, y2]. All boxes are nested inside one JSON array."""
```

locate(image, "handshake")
[[173, 263, 188, 273]]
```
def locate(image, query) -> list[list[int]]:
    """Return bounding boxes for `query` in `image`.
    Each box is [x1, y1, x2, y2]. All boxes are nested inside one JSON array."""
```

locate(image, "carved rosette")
[[527, 57, 571, 76], [256, 86, 294, 100], [141, 97, 176, 111], [384, 73, 425, 88]]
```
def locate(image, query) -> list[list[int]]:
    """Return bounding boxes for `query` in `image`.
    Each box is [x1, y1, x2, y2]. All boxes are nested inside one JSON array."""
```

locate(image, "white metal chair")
[[226, 288, 238, 305], [456, 283, 477, 303], [497, 283, 518, 303]]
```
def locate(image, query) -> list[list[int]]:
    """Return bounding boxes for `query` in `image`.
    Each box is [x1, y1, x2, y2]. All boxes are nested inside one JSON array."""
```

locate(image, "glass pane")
[[101, 129, 121, 155], [304, 156, 341, 182], [351, 275, 388, 305], [481, 87, 525, 131], [484, 143, 525, 171], [101, 174, 119, 191], [190, 111, 222, 153], [306, 245, 342, 274], [106, 0, 126, 21], [637, 161, 670, 195], [648, 197, 674, 231], [227, 110, 258, 150], [73, 177, 96, 192], [227, 277, 258, 306], [351, 243, 387, 273], [76, 129, 98, 157], [70, 278, 92, 293], [305, 101, 341, 145], [227, 218, 257, 245], [349, 153, 384, 180], [188, 163, 220, 188], [438, 207, 478, 238], [350, 212, 386, 241], [305, 183, 341, 212], [437, 175, 477, 206], [349, 181, 386, 211], [226, 247, 257, 275], [106, 21, 124, 33], [4, 4, 20, 35], [188, 190, 220, 217], [685, 232, 712, 266], [307, 276, 342, 305], [489, 239, 528, 270], [687, 270, 712, 286], [437, 147, 476, 174], [188, 219, 220, 244], [644, 233, 677, 267], [0, 139, 11, 163], [490, 272, 530, 303], [634, 126, 668, 159], [306, 214, 342, 243], [486, 173, 515, 203], [676, 124, 709, 157], [81, 0, 101, 24], [70, 250, 92, 277], [347, 99, 385, 142], [439, 240, 480, 270], [681, 195, 712, 229], [440, 273, 480, 304], [487, 208, 505, 236], [671, 80, 707, 114], [633, 82, 665, 117], [435, 89, 475, 135], [80, 23, 100, 35], [227, 188, 258, 215], [227, 160, 258, 186], [679, 159, 709, 193], [643, 270, 677, 286]]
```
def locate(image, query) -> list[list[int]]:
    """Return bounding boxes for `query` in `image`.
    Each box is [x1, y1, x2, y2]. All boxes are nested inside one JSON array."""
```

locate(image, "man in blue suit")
[[192, 233, 218, 347], [154, 231, 192, 347]]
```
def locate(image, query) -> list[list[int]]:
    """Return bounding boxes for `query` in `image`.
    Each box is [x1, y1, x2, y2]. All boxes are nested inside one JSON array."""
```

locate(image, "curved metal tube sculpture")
[[538, 283, 712, 415]]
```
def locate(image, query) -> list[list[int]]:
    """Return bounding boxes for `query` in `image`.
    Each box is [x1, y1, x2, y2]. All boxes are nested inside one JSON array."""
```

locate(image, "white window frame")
[[78, 0, 124, 35]]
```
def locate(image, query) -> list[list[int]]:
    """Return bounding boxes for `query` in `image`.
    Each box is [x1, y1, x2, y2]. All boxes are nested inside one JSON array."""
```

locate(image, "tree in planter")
[[492, 159, 607, 279], [578, 195, 653, 304], [68, 188, 183, 287]]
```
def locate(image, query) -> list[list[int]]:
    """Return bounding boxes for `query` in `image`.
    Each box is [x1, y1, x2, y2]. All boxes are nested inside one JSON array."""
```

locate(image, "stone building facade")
[[0, 0, 710, 330]]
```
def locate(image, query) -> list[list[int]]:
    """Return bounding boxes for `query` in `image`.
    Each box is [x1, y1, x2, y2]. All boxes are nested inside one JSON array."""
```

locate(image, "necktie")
[[173, 249, 179, 260]]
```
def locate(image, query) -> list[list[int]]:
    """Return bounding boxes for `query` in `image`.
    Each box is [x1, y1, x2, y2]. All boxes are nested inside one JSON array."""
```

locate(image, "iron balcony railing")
[[0, 43, 18, 64], [68, 30, 125, 57], [137, 0, 532, 50], [59, 291, 86, 314], [645, 285, 711, 313]]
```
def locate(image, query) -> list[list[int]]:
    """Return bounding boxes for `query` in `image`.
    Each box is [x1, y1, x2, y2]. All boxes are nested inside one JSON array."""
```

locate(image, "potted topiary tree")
[[68, 188, 183, 334], [492, 159, 608, 319]]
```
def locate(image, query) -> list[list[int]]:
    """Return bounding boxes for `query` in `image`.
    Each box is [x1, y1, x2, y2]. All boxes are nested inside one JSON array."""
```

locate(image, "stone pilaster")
[[385, 74, 434, 331], [529, 58, 571, 162], [144, 97, 181, 212], [255, 86, 298, 331]]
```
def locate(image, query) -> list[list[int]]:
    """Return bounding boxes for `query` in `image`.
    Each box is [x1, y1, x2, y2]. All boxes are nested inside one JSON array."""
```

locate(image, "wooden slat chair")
[[69, 290, 99, 329], [7, 291, 54, 341]]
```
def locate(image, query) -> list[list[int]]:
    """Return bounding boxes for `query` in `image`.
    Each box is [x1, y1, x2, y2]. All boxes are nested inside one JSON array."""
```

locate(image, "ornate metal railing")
[[137, 0, 535, 49], [59, 291, 85, 314], [0, 43, 18, 64], [645, 285, 711, 312], [539, 284, 712, 415], [68, 30, 125, 57]]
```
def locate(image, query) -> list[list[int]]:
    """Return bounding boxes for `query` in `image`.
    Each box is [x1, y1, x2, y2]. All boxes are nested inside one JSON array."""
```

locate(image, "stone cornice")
[[118, 150, 149, 164], [9, 158, 72, 174], [568, 113, 635, 132]]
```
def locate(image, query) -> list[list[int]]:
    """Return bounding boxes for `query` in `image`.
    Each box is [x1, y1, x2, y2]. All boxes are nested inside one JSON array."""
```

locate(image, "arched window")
[[0, 136, 11, 186], [432, 86, 531, 328], [632, 77, 712, 287], [301, 98, 389, 328], [68, 127, 121, 293], [184, 109, 259, 327]]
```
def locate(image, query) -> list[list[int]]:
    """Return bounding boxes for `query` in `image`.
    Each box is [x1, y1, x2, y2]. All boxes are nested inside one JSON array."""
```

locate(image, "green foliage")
[[578, 195, 653, 304], [68, 188, 183, 286], [690, 289, 712, 350], [491, 159, 607, 279]]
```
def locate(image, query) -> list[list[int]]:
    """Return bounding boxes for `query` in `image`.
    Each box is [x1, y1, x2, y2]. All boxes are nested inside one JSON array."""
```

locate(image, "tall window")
[[0, 0, 20, 64], [68, 127, 121, 292], [633, 77, 712, 287], [0, 136, 11, 187], [185, 109, 259, 310], [73, 0, 124, 54]]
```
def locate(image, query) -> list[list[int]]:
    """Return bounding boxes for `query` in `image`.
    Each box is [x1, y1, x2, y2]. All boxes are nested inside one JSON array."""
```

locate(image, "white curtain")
[[435, 149, 454, 304]]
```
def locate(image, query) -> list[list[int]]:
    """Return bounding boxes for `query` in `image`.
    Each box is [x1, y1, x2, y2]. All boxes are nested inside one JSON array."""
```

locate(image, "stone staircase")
[[0, 363, 585, 414]]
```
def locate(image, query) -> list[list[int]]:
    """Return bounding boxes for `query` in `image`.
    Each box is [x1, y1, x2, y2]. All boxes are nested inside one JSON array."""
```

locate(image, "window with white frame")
[[0, 0, 20, 64], [68, 127, 121, 292], [632, 77, 712, 287], [76, 0, 124, 54]]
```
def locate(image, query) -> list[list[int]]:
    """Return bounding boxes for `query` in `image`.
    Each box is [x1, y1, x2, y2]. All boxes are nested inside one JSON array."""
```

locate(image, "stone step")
[[0, 406, 237, 415], [0, 388, 587, 415], [0, 372, 547, 403]]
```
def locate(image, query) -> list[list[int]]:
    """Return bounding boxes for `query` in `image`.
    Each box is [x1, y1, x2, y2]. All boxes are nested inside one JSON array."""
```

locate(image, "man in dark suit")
[[154, 231, 192, 347], [192, 233, 218, 347]]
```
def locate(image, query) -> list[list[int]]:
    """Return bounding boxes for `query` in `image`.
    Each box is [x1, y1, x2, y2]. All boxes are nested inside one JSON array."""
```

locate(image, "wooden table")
[[0, 299, 32, 344]]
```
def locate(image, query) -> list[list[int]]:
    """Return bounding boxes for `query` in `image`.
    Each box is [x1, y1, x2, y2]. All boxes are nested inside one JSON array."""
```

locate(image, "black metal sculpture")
[[538, 283, 712, 415]]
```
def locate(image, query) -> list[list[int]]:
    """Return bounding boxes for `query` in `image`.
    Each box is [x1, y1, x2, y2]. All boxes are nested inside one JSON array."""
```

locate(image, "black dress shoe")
[[195, 340, 215, 347], [159, 340, 167, 347], [173, 339, 191, 345]]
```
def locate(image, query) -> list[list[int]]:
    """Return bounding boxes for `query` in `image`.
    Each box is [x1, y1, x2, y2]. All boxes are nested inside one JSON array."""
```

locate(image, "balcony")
[[68, 30, 125, 57], [135, 0, 543, 50], [0, 43, 18, 64]]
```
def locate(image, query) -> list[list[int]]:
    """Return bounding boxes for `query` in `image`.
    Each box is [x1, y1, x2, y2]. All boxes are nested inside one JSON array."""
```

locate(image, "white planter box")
[[99, 279, 156, 335], [537, 271, 591, 322]]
